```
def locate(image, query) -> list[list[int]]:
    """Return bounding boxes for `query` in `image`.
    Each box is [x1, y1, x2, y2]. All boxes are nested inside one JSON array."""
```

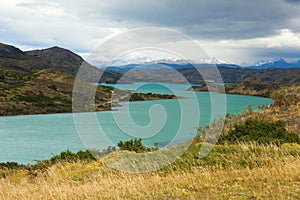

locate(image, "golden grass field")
[[1, 143, 300, 199]]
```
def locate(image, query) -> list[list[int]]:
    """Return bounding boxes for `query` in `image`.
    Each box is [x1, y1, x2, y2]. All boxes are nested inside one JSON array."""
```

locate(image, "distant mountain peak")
[[0, 43, 86, 73], [45, 46, 70, 51], [246, 58, 298, 69], [254, 59, 269, 66], [49, 46, 61, 49]]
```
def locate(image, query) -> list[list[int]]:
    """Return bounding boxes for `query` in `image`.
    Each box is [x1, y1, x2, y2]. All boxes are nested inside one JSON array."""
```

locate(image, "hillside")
[[0, 43, 28, 59], [0, 43, 88, 73], [188, 83, 225, 93], [0, 43, 123, 83], [0, 66, 175, 116], [225, 77, 276, 97], [188, 77, 276, 97], [25, 46, 84, 73], [265, 86, 300, 134], [0, 43, 174, 116], [217, 85, 300, 135], [122, 68, 188, 84]]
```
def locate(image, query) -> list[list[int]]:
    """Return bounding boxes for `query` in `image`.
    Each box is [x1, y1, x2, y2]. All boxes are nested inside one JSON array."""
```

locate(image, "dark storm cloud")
[[12, 0, 300, 40], [253, 46, 300, 59], [61, 0, 299, 40], [2, 0, 300, 63], [284, 0, 300, 3]]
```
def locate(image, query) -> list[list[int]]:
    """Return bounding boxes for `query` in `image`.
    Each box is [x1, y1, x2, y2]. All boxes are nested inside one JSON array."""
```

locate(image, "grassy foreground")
[[1, 143, 300, 199]]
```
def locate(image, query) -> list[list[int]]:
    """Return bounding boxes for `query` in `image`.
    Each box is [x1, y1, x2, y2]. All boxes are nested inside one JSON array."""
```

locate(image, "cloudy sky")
[[1, 0, 300, 65]]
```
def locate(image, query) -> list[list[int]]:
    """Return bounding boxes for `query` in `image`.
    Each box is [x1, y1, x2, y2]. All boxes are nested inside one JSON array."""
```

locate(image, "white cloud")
[[199, 29, 300, 64], [216, 29, 300, 49], [0, 0, 126, 52]]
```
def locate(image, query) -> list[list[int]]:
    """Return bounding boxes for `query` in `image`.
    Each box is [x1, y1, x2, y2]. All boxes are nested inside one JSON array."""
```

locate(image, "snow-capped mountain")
[[253, 58, 278, 66], [247, 58, 299, 69], [99, 56, 234, 72], [100, 55, 300, 72], [192, 57, 229, 65], [111, 56, 155, 66], [108, 56, 229, 66]]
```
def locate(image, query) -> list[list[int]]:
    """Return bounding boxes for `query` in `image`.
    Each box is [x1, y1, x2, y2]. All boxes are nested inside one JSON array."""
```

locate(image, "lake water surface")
[[0, 83, 272, 163]]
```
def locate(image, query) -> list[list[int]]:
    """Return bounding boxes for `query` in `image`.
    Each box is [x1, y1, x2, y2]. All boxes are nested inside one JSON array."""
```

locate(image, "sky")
[[1, 0, 300, 65]]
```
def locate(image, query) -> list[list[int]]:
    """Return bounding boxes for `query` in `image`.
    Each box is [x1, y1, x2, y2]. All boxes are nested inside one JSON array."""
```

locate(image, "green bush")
[[0, 162, 25, 170], [117, 138, 157, 153], [219, 119, 300, 145], [49, 150, 96, 163]]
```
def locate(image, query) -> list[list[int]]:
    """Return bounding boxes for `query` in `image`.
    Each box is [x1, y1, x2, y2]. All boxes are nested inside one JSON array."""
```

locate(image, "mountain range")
[[2, 43, 300, 85], [247, 58, 300, 69], [102, 58, 300, 72]]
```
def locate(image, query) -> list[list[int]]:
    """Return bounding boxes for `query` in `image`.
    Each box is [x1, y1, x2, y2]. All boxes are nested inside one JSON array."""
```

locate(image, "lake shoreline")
[[0, 83, 273, 164], [0, 91, 271, 117]]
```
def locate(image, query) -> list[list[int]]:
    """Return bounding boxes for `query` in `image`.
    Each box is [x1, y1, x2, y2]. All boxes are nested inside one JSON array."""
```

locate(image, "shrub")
[[219, 119, 300, 145], [117, 138, 157, 153], [49, 150, 96, 163], [89, 146, 117, 158], [0, 162, 25, 170]]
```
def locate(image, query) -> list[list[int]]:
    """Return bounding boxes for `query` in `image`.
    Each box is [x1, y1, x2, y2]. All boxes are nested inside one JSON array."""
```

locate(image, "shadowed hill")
[[0, 43, 88, 73], [25, 46, 84, 73], [0, 43, 123, 83], [0, 43, 27, 59]]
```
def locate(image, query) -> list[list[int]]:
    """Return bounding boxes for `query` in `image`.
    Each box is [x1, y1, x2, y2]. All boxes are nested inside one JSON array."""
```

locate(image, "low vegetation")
[[0, 141, 300, 199], [219, 119, 300, 145], [117, 138, 158, 153], [0, 84, 300, 198]]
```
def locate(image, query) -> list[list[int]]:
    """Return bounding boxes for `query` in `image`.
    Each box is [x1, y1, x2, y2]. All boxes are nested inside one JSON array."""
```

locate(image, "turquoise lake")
[[0, 83, 272, 164]]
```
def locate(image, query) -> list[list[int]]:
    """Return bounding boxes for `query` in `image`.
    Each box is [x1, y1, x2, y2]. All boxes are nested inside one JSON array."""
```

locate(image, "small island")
[[188, 82, 225, 93]]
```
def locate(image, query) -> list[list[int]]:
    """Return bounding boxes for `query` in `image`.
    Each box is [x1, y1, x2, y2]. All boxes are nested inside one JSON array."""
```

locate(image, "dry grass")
[[1, 160, 299, 199], [1, 144, 300, 199]]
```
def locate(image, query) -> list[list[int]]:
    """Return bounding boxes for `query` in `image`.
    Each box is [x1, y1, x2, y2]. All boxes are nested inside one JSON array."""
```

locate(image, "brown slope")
[[25, 46, 84, 73], [226, 77, 276, 97], [0, 43, 123, 83]]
